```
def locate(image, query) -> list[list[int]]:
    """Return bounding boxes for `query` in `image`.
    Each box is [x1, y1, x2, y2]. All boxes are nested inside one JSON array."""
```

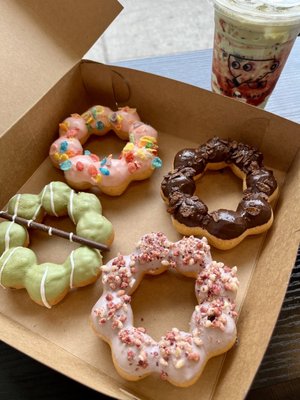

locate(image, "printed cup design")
[[211, 1, 300, 107]]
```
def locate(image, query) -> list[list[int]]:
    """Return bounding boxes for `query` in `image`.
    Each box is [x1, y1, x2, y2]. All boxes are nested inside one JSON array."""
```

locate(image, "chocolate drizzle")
[[161, 137, 278, 241]]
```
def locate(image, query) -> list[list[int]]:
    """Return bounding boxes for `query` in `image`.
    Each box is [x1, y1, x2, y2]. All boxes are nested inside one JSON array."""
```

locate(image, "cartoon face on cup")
[[211, 0, 300, 107], [227, 55, 280, 89]]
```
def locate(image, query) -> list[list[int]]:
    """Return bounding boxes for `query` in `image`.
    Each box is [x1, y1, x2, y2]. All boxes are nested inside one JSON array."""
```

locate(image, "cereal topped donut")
[[91, 232, 239, 387], [0, 182, 114, 307], [49, 106, 162, 196], [161, 137, 278, 250]]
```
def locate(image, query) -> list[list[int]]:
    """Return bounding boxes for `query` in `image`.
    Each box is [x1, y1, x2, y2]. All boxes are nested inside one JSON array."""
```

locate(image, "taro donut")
[[161, 137, 278, 250], [0, 182, 114, 307], [49, 106, 162, 196], [90, 232, 239, 387]]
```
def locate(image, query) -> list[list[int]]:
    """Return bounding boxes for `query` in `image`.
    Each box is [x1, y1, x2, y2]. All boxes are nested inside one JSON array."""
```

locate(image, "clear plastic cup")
[[211, 0, 300, 107]]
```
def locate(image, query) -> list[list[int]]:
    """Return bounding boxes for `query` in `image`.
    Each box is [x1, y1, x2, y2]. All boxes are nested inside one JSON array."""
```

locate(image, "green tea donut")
[[0, 182, 114, 307]]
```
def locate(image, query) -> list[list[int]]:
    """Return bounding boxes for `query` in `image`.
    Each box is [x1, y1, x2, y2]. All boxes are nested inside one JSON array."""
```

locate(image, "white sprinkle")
[[224, 300, 230, 308], [175, 347, 182, 358], [205, 320, 212, 328], [69, 232, 74, 242], [117, 320, 123, 329], [48, 228, 53, 236], [129, 278, 136, 288], [159, 358, 168, 366], [193, 337, 203, 347], [175, 359, 185, 369], [192, 328, 198, 336]]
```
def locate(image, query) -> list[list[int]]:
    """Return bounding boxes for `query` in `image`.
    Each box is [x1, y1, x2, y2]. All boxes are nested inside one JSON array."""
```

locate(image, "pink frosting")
[[49, 137, 83, 168], [59, 114, 89, 143], [49, 106, 162, 195], [90, 233, 239, 387]]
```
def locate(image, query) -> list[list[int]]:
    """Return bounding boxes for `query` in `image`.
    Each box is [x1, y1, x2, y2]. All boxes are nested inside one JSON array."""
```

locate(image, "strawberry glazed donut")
[[90, 232, 239, 387], [49, 106, 162, 196]]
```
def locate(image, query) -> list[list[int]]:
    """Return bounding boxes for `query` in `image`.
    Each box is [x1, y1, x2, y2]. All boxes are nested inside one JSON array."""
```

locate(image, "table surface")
[[1, 40, 300, 400]]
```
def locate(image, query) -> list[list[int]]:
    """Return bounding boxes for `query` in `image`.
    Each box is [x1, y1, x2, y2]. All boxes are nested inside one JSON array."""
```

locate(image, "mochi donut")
[[91, 232, 239, 387], [161, 137, 278, 250], [49, 106, 162, 196], [0, 182, 114, 307]]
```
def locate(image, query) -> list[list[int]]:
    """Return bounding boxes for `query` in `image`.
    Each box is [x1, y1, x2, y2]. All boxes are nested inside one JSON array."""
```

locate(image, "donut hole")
[[131, 270, 197, 342], [194, 168, 243, 212], [84, 132, 126, 160], [28, 215, 79, 264], [207, 314, 216, 322]]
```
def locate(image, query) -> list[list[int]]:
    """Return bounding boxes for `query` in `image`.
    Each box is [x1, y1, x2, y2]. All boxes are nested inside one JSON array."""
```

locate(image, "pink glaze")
[[59, 114, 89, 143], [90, 232, 239, 387], [49, 106, 162, 195], [50, 136, 83, 168], [108, 106, 141, 139]]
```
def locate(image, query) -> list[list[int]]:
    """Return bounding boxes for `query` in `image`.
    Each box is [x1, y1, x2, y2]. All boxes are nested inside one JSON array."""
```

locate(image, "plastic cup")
[[211, 0, 300, 107]]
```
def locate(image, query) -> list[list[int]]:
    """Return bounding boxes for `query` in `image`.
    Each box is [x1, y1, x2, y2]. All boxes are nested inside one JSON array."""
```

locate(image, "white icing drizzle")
[[69, 250, 75, 289], [49, 182, 58, 217], [13, 194, 21, 214], [48, 228, 53, 236], [36, 185, 48, 221], [40, 185, 47, 203], [0, 247, 20, 289], [40, 267, 51, 308], [69, 232, 73, 242], [4, 222, 15, 251], [69, 190, 76, 224], [0, 249, 7, 261], [4, 194, 21, 250], [27, 219, 33, 227], [32, 204, 42, 221]]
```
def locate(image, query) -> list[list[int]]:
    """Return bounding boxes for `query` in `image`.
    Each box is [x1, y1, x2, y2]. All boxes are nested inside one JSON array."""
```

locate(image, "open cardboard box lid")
[[0, 0, 122, 136]]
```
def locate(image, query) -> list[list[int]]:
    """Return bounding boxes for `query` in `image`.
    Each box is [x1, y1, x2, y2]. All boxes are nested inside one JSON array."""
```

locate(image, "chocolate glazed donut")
[[161, 137, 278, 250]]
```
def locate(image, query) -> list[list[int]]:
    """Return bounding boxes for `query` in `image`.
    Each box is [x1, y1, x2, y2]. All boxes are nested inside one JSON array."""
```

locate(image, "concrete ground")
[[85, 0, 215, 63]]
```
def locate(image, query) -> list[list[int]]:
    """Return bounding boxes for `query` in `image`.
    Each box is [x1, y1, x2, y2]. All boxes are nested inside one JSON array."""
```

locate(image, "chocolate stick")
[[0, 211, 109, 252]]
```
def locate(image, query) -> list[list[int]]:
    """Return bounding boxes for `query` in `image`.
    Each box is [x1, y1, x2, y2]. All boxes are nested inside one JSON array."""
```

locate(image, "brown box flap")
[[0, 0, 122, 137]]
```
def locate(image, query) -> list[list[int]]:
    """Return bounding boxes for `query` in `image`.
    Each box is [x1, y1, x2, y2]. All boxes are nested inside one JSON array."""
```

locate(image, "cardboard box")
[[1, 1, 300, 399]]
